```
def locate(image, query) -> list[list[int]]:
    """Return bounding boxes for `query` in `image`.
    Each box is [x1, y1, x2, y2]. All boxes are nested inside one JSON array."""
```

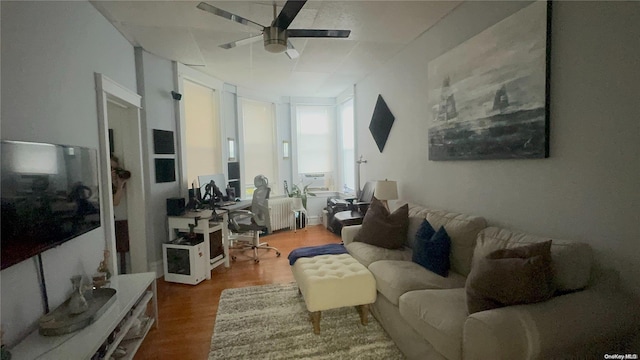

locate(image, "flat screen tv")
[[1, 140, 101, 270]]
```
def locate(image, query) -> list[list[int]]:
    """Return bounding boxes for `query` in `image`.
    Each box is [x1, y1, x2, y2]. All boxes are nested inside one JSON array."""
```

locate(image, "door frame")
[[95, 73, 148, 274]]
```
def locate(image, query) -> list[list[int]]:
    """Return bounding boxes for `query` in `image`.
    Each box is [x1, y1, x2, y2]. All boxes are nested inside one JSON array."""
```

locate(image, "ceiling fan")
[[196, 1, 351, 59]]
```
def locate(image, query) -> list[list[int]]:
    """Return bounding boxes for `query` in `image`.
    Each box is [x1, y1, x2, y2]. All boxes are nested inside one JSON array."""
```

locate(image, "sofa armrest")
[[463, 289, 640, 359], [341, 225, 362, 245]]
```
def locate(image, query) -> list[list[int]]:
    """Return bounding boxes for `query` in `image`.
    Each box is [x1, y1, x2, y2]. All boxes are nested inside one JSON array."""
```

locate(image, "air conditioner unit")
[[302, 172, 333, 191]]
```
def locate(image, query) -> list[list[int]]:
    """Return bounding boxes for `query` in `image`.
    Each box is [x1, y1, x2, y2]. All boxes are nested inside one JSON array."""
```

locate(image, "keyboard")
[[215, 201, 236, 207]]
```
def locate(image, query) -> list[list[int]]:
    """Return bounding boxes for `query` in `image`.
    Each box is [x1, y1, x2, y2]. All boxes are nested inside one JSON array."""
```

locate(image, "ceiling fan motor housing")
[[264, 26, 287, 53]]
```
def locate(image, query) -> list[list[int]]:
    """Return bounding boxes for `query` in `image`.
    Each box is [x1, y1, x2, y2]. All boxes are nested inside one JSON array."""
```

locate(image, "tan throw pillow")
[[465, 240, 555, 314], [353, 198, 409, 249]]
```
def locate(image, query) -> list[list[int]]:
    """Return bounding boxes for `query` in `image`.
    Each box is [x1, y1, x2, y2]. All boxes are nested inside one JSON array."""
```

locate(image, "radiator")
[[268, 197, 294, 231]]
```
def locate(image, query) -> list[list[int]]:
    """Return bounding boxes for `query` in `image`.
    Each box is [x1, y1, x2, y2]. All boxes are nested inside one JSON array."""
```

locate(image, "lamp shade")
[[375, 180, 398, 201]]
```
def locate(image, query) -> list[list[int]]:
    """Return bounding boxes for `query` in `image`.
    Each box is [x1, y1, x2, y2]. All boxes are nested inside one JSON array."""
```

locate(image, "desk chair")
[[227, 175, 281, 263], [291, 197, 308, 232], [329, 181, 376, 234]]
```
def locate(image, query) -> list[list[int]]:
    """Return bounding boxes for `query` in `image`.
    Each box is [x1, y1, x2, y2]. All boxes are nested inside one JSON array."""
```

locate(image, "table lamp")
[[375, 180, 398, 212]]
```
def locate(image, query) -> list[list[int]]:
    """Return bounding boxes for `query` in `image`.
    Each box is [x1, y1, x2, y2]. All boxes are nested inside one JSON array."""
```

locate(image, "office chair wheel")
[[231, 255, 237, 262], [276, 252, 281, 257], [254, 259, 260, 263]]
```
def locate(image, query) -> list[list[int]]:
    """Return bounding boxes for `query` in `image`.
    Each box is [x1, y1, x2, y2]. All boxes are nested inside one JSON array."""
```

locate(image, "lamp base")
[[380, 200, 390, 213]]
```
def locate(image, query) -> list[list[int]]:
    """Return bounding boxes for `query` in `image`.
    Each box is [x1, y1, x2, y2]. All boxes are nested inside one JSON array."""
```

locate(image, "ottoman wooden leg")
[[310, 311, 321, 334], [357, 304, 369, 325]]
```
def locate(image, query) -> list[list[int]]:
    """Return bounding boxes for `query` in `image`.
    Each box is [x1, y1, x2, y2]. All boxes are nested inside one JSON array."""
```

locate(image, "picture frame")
[[155, 158, 176, 183], [153, 129, 175, 155], [427, 1, 551, 160]]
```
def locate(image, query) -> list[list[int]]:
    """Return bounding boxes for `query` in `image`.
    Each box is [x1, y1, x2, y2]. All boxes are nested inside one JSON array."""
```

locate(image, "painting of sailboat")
[[427, 1, 550, 160]]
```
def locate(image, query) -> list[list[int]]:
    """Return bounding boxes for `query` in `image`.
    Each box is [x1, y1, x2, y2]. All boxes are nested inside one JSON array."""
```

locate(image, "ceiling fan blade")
[[285, 40, 299, 59], [272, 0, 307, 30], [287, 29, 351, 38], [197, 2, 265, 31], [219, 34, 263, 50]]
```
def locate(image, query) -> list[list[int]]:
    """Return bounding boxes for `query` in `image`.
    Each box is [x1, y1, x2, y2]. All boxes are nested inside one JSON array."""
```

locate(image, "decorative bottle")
[[97, 250, 112, 279], [68, 275, 88, 315]]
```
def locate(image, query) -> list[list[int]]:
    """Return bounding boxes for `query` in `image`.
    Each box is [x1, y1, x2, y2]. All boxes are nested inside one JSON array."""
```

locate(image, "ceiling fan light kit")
[[197, 1, 351, 57], [264, 27, 287, 53]]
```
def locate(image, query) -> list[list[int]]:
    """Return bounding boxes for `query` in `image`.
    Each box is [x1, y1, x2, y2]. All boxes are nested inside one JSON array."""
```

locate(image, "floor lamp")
[[356, 155, 367, 197]]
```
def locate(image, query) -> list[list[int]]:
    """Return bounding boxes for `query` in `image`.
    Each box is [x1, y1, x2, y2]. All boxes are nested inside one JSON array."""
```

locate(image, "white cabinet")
[[166, 210, 230, 284], [163, 241, 208, 285], [10, 272, 158, 360]]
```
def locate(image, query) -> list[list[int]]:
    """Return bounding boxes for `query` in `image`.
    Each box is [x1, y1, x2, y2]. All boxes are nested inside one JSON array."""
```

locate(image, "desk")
[[166, 210, 230, 283], [218, 199, 252, 212]]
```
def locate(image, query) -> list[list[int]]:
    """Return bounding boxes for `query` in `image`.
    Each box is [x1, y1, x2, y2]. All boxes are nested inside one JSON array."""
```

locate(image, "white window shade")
[[184, 80, 221, 184], [241, 98, 278, 196], [296, 105, 336, 175]]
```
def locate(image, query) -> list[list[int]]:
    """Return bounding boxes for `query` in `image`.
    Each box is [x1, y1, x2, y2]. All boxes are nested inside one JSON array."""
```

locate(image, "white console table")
[[10, 272, 157, 360]]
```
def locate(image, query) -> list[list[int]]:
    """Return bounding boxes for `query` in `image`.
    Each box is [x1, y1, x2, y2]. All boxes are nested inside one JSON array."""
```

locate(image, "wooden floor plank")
[[134, 225, 340, 360]]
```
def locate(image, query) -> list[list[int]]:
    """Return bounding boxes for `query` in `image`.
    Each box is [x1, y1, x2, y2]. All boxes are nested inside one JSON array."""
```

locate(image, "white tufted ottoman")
[[291, 253, 376, 334]]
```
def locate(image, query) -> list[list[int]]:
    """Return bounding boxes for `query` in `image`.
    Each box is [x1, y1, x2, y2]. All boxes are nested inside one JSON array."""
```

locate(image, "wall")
[[135, 49, 182, 274], [0, 1, 137, 346], [277, 99, 293, 194], [355, 1, 640, 295]]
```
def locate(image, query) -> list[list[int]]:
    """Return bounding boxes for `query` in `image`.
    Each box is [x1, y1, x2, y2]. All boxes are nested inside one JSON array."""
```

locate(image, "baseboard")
[[307, 216, 321, 226]]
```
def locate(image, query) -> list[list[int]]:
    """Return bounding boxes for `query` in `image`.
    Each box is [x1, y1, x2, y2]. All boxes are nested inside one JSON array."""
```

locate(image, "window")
[[295, 105, 336, 190], [183, 80, 221, 186], [241, 98, 278, 197], [338, 98, 355, 194]]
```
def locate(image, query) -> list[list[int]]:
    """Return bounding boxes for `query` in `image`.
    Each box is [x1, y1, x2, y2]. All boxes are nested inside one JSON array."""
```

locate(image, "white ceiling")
[[92, 1, 461, 97]]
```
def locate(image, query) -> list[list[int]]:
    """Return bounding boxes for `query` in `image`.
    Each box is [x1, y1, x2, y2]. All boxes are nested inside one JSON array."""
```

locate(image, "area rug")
[[209, 283, 404, 360]]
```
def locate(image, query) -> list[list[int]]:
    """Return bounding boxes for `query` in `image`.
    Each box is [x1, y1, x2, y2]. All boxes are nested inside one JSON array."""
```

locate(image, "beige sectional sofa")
[[341, 202, 640, 360]]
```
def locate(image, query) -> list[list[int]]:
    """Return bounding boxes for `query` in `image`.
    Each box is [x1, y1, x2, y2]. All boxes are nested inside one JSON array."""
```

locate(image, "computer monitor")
[[198, 173, 226, 202]]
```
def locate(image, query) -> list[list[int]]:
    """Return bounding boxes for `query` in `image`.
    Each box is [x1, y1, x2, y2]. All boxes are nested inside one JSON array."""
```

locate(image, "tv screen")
[[1, 140, 101, 270]]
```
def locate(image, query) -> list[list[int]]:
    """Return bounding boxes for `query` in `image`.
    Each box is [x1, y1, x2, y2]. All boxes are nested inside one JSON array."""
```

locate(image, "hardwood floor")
[[134, 225, 340, 360]]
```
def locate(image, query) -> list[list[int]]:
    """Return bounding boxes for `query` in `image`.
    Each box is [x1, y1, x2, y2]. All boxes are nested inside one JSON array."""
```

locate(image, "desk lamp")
[[375, 180, 398, 212]]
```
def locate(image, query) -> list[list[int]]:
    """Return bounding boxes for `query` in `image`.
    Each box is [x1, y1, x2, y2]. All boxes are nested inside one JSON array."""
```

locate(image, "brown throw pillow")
[[353, 198, 408, 249], [465, 240, 555, 314]]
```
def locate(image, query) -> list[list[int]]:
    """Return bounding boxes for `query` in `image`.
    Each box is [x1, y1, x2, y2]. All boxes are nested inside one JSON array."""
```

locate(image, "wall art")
[[153, 129, 175, 155], [428, 1, 551, 160], [369, 95, 395, 153]]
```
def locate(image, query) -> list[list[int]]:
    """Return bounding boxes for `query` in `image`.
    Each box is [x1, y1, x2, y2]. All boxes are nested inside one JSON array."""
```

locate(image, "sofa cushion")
[[427, 211, 487, 277], [463, 289, 640, 360], [465, 241, 555, 314], [369, 260, 466, 306], [406, 215, 427, 250], [474, 227, 593, 291], [393, 201, 432, 249], [344, 242, 412, 267], [399, 288, 468, 360], [353, 198, 409, 249], [412, 220, 451, 277]]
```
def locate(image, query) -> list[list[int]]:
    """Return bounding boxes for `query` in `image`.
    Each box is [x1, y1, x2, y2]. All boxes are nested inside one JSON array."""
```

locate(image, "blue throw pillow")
[[412, 220, 451, 277]]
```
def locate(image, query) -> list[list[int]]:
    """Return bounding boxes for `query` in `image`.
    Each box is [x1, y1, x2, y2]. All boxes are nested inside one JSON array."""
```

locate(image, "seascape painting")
[[428, 1, 550, 160]]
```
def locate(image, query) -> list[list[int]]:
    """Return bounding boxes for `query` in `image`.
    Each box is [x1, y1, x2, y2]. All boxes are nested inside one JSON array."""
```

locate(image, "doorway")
[[95, 73, 148, 275]]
